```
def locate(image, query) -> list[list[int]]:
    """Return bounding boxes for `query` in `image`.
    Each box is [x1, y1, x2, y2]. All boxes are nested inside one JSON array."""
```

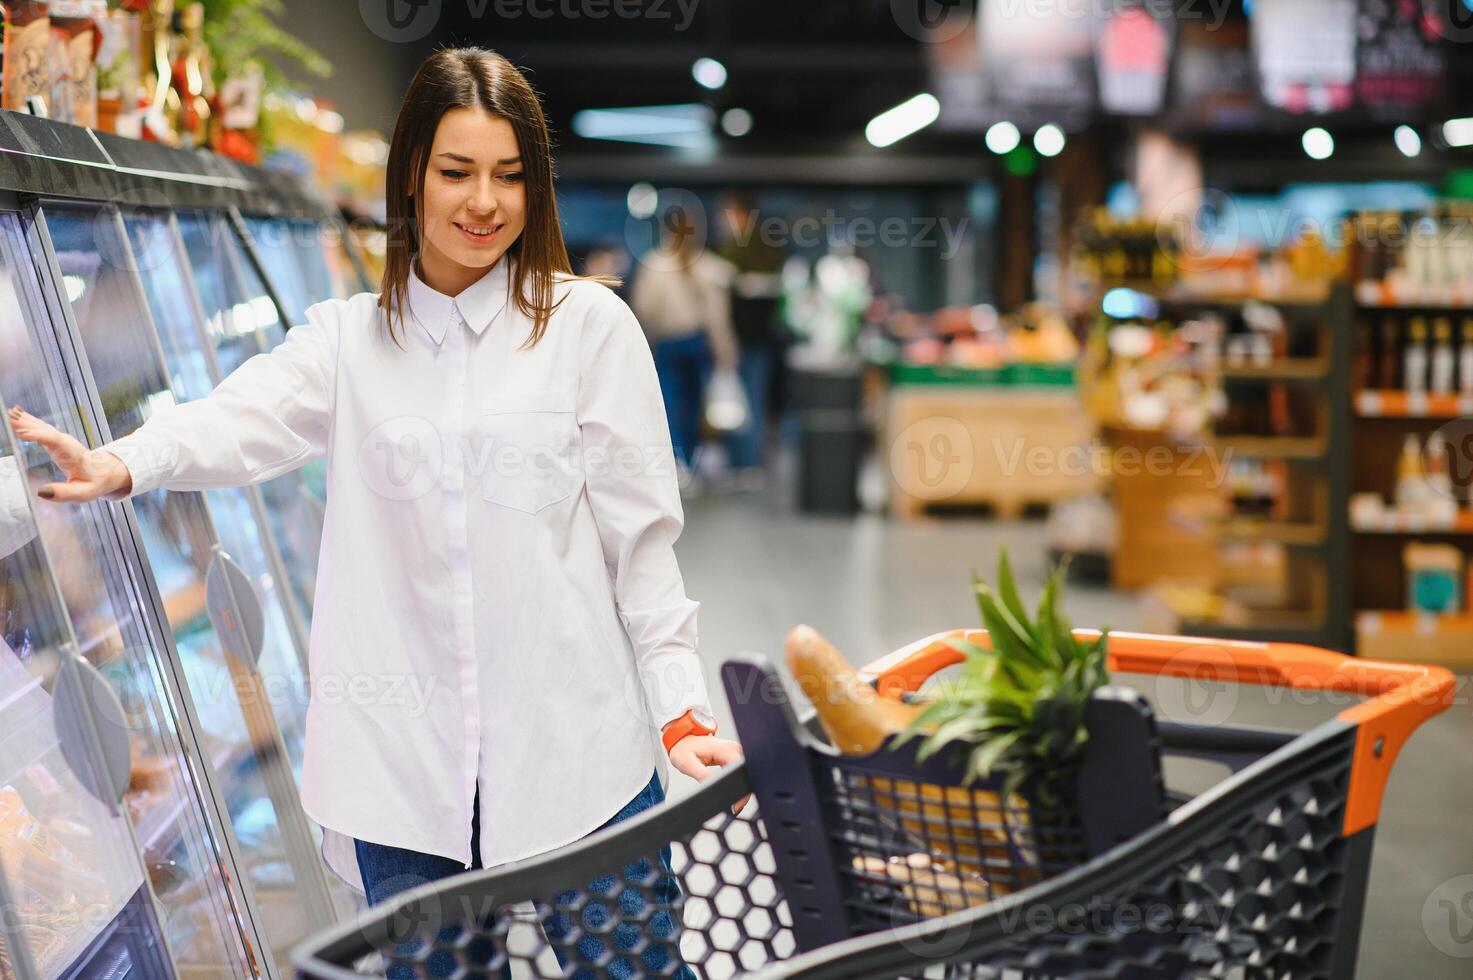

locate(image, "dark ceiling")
[[285, 0, 1473, 184]]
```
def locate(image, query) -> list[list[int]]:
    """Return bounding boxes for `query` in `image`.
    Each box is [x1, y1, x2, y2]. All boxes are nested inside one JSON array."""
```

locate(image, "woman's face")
[[417, 107, 527, 280]]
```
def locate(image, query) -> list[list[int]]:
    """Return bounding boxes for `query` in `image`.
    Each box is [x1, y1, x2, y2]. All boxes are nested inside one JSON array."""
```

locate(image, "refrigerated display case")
[[0, 418, 172, 980], [0, 108, 360, 978], [37, 201, 337, 977], [0, 204, 255, 979]]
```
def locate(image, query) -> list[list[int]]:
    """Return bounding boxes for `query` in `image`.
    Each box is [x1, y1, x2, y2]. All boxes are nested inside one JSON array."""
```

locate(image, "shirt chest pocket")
[[476, 389, 583, 515]]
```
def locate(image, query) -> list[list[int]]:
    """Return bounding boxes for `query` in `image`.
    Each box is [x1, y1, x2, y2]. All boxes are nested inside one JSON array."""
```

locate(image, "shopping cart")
[[292, 630, 1452, 980]]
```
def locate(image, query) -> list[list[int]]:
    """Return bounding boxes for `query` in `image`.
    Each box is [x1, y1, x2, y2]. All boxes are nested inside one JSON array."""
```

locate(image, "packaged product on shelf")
[[49, 0, 97, 128], [3, 1, 52, 114], [94, 2, 141, 136], [1403, 317, 1428, 395], [216, 63, 263, 162], [1405, 542, 1462, 613]]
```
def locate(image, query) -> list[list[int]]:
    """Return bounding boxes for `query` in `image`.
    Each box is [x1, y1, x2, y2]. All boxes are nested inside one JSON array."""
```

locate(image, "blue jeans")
[[652, 332, 712, 469], [355, 771, 691, 979], [725, 347, 773, 470]]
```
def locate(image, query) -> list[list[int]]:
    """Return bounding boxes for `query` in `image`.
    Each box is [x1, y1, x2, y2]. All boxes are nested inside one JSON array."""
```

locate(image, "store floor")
[[671, 473, 1473, 979]]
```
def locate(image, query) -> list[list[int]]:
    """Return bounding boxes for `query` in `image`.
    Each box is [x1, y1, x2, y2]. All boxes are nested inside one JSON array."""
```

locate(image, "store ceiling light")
[[1302, 127, 1334, 160], [1395, 125, 1422, 158], [721, 108, 753, 137], [627, 182, 658, 219], [692, 57, 727, 90], [985, 121, 1021, 155], [1443, 117, 1473, 148], [865, 93, 940, 148], [1033, 124, 1066, 158], [572, 103, 715, 149]]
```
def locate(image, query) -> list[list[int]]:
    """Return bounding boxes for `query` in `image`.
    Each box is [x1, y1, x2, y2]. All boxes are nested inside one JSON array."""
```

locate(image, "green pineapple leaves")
[[898, 549, 1110, 794]]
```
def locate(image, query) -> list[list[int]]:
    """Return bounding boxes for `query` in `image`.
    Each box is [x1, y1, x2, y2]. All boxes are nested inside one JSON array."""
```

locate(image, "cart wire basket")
[[292, 630, 1452, 980]]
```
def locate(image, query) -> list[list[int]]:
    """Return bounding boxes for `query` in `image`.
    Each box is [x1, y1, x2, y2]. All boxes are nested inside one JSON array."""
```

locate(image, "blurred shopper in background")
[[631, 204, 738, 488], [714, 192, 788, 491]]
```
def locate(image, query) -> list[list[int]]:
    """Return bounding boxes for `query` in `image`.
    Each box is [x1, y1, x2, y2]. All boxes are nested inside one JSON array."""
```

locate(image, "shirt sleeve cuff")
[[98, 434, 176, 501], [639, 650, 713, 730]]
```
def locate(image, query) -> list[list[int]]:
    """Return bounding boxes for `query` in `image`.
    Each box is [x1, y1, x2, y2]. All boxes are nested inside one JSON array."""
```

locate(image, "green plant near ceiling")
[[200, 0, 331, 88]]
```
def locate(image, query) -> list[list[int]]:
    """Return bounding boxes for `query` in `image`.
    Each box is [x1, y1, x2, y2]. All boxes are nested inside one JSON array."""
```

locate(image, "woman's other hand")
[[668, 734, 751, 814], [7, 406, 132, 502]]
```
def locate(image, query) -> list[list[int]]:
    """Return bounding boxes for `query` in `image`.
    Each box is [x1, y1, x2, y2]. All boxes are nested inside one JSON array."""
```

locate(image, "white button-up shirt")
[[101, 256, 713, 890]]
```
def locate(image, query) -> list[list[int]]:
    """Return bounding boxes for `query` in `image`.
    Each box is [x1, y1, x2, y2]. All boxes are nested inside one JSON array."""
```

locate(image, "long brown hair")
[[379, 47, 612, 348]]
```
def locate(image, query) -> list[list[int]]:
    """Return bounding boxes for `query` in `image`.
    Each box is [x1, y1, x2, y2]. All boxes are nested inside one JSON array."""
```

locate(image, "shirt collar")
[[407, 255, 514, 345]]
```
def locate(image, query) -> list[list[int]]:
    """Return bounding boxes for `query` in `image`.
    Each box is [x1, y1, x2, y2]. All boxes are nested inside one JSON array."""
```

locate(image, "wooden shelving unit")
[[1346, 297, 1473, 667], [1123, 286, 1352, 650]]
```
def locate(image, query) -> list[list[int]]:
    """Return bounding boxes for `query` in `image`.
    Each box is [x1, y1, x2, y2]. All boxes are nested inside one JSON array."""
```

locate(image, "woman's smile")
[[454, 220, 502, 244]]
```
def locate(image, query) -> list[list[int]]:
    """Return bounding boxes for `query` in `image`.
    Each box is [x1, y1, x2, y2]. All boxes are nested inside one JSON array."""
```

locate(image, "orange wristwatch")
[[662, 708, 717, 754]]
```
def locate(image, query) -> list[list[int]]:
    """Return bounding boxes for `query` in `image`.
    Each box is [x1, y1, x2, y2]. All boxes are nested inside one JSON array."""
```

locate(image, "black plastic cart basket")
[[292, 629, 1452, 980]]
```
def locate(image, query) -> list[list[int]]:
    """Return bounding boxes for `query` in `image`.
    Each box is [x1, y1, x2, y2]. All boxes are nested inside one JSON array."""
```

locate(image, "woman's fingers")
[[38, 480, 102, 503], [8, 407, 86, 471], [699, 738, 743, 768], [7, 406, 109, 503]]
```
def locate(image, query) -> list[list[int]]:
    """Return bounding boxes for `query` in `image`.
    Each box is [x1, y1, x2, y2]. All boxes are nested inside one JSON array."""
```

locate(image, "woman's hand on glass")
[[7, 406, 132, 502]]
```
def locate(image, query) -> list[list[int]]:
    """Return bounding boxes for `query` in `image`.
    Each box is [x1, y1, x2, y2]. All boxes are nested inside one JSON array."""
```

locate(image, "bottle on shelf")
[[1353, 318, 1374, 392], [169, 1, 211, 148], [1378, 317, 1400, 390], [1395, 433, 1426, 514], [1404, 317, 1429, 396], [1424, 433, 1457, 525], [3, 1, 52, 114], [1459, 318, 1473, 397], [94, 1, 142, 136], [1431, 317, 1456, 396], [48, 0, 96, 127]]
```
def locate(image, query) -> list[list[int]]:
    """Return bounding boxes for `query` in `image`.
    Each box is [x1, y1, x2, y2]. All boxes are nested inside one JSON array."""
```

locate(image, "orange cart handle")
[[859, 628, 1455, 837]]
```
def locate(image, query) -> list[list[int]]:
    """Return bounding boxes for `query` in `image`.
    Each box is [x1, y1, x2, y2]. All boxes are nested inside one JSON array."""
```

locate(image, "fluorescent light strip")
[[1444, 117, 1473, 148], [866, 94, 940, 148]]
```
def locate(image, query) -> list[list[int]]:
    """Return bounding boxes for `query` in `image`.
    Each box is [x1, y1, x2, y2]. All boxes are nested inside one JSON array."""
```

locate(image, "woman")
[[630, 204, 738, 485], [8, 47, 737, 975]]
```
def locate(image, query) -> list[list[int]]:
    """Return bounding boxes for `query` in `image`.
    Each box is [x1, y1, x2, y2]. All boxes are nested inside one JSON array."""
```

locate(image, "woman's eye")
[[441, 169, 469, 179], [500, 172, 524, 183]]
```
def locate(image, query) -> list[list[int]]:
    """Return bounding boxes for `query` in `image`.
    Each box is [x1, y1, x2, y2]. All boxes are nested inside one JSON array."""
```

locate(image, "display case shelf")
[[1351, 510, 1473, 535], [1355, 610, 1473, 669], [1219, 518, 1328, 547], [1214, 435, 1329, 459], [1354, 389, 1473, 418], [1220, 358, 1330, 381]]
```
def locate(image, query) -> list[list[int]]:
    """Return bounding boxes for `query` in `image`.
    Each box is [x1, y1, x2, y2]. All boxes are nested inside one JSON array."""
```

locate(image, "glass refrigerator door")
[[325, 219, 372, 297], [0, 211, 254, 978], [120, 210, 311, 777], [176, 212, 324, 626], [0, 406, 173, 980], [38, 204, 336, 977], [238, 217, 314, 328]]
